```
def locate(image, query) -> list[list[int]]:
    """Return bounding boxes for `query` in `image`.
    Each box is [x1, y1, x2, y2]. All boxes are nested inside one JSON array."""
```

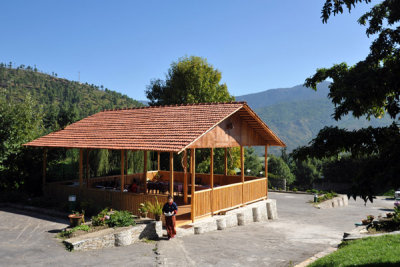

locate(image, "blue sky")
[[0, 0, 377, 100]]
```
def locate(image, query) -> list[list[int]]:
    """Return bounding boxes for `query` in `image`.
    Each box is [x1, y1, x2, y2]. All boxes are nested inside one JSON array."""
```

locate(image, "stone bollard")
[[266, 199, 278, 220], [155, 221, 163, 238], [338, 198, 344, 207], [342, 195, 349, 206], [217, 218, 227, 230], [252, 207, 261, 222], [194, 226, 203, 235], [115, 229, 133, 246], [237, 212, 245, 226]]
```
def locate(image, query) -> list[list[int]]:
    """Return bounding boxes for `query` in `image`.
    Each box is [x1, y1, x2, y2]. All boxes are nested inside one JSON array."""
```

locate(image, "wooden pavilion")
[[24, 102, 285, 224]]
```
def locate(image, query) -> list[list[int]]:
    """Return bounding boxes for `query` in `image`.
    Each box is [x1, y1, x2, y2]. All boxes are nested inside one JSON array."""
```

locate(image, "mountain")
[[236, 82, 393, 154], [0, 64, 143, 131]]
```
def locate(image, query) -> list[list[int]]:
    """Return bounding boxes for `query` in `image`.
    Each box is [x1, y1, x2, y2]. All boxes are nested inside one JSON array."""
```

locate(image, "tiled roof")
[[24, 102, 285, 152]]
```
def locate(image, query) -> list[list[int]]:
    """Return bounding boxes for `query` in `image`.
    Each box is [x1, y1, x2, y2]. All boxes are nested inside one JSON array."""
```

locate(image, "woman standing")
[[162, 195, 178, 239]]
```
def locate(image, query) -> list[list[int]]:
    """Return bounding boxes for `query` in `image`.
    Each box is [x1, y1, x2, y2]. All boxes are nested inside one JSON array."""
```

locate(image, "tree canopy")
[[145, 56, 234, 105], [293, 0, 400, 202]]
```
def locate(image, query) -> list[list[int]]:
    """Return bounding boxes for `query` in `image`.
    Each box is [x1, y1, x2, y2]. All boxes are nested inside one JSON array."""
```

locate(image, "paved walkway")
[[0, 193, 394, 266]]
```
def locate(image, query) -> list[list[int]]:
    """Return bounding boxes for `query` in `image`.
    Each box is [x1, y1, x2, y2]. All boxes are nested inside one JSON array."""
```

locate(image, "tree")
[[268, 155, 295, 185], [244, 147, 263, 176], [145, 56, 234, 105], [0, 91, 45, 191], [146, 56, 240, 173], [293, 0, 400, 202]]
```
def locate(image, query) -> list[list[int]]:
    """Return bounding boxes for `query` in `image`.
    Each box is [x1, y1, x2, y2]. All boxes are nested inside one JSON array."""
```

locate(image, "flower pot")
[[361, 219, 371, 225], [155, 214, 161, 221], [68, 214, 84, 227], [140, 212, 148, 218]]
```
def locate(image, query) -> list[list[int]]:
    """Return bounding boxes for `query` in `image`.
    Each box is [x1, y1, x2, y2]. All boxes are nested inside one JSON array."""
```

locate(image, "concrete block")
[[342, 195, 349, 206], [115, 228, 133, 246], [194, 227, 203, 235], [338, 198, 343, 207], [252, 207, 261, 222], [266, 199, 278, 220], [217, 218, 226, 230], [225, 214, 238, 228], [237, 212, 245, 226]]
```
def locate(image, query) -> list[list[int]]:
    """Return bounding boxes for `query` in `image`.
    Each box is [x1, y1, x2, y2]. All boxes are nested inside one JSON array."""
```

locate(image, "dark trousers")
[[165, 215, 176, 238]]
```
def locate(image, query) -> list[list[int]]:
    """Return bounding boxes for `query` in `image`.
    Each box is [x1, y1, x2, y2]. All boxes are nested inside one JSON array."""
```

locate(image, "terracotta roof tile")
[[24, 102, 284, 152]]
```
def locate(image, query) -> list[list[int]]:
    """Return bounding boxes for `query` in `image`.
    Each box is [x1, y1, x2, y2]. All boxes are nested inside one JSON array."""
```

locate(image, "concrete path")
[[157, 192, 394, 266], [0, 193, 394, 266]]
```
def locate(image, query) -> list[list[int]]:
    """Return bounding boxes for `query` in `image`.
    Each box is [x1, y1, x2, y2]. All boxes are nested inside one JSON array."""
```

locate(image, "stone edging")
[[316, 194, 349, 209], [64, 221, 163, 251], [176, 199, 278, 237], [343, 225, 400, 241]]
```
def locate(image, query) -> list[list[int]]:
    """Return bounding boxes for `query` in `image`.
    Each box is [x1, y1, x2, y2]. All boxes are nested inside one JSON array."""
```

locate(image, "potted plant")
[[146, 197, 163, 221], [68, 210, 85, 227], [138, 203, 149, 218]]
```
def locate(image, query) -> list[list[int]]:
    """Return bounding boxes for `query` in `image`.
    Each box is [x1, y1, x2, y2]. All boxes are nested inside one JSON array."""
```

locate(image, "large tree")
[[145, 56, 234, 105], [293, 0, 400, 202]]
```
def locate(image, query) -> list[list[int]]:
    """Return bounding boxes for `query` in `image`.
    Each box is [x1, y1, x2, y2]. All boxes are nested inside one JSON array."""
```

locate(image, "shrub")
[[107, 210, 135, 227], [91, 208, 110, 226]]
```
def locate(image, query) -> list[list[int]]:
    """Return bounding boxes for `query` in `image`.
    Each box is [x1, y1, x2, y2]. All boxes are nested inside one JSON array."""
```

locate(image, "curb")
[[294, 246, 337, 267]]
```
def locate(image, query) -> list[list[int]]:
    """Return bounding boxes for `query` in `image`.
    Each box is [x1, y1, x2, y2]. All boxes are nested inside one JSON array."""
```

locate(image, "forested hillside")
[[0, 63, 142, 131], [237, 82, 392, 153]]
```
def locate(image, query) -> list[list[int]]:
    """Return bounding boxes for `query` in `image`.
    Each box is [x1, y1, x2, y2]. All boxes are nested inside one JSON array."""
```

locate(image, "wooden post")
[[144, 150, 148, 193], [157, 151, 160, 171], [121, 150, 125, 192], [224, 147, 228, 176], [42, 148, 47, 193], [210, 148, 214, 215], [191, 148, 196, 222], [265, 145, 268, 198], [169, 152, 174, 196], [183, 150, 188, 204], [86, 149, 90, 188], [79, 148, 83, 189], [240, 146, 244, 204]]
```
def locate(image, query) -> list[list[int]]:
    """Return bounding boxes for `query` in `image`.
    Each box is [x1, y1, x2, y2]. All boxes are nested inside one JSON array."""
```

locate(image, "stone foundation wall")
[[64, 221, 162, 251]]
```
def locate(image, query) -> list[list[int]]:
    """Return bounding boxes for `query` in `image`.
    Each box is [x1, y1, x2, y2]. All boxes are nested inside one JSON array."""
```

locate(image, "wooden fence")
[[193, 177, 267, 219], [45, 182, 168, 216]]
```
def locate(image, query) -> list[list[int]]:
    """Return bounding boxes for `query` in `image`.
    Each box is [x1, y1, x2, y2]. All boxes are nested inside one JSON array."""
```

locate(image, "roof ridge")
[[102, 101, 247, 112]]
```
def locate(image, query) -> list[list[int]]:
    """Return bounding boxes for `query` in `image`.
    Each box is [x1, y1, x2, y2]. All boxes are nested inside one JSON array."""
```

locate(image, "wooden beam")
[[157, 151, 160, 171], [169, 152, 174, 196], [191, 148, 196, 222], [265, 145, 268, 198], [183, 150, 188, 204], [42, 148, 47, 193], [86, 149, 90, 188], [121, 150, 125, 192], [79, 148, 83, 189], [143, 150, 148, 193], [240, 146, 244, 204], [210, 148, 214, 215], [224, 147, 228, 176]]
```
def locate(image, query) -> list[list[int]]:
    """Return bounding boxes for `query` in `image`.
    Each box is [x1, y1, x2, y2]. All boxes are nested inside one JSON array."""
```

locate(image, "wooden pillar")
[[191, 148, 196, 222], [210, 148, 214, 215], [169, 152, 174, 196], [42, 148, 47, 193], [240, 146, 244, 204], [120, 150, 125, 192], [86, 149, 90, 188], [157, 151, 160, 171], [144, 150, 148, 193], [79, 148, 83, 189], [224, 147, 228, 176], [183, 150, 188, 204], [265, 145, 268, 197]]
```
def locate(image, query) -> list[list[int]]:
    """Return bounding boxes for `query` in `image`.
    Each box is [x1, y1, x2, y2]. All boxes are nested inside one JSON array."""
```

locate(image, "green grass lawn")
[[309, 234, 400, 267]]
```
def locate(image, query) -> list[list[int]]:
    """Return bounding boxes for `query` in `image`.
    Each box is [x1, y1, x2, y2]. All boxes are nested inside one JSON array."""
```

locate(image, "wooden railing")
[[243, 178, 267, 204], [194, 189, 212, 217], [45, 182, 168, 216], [212, 183, 243, 214]]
